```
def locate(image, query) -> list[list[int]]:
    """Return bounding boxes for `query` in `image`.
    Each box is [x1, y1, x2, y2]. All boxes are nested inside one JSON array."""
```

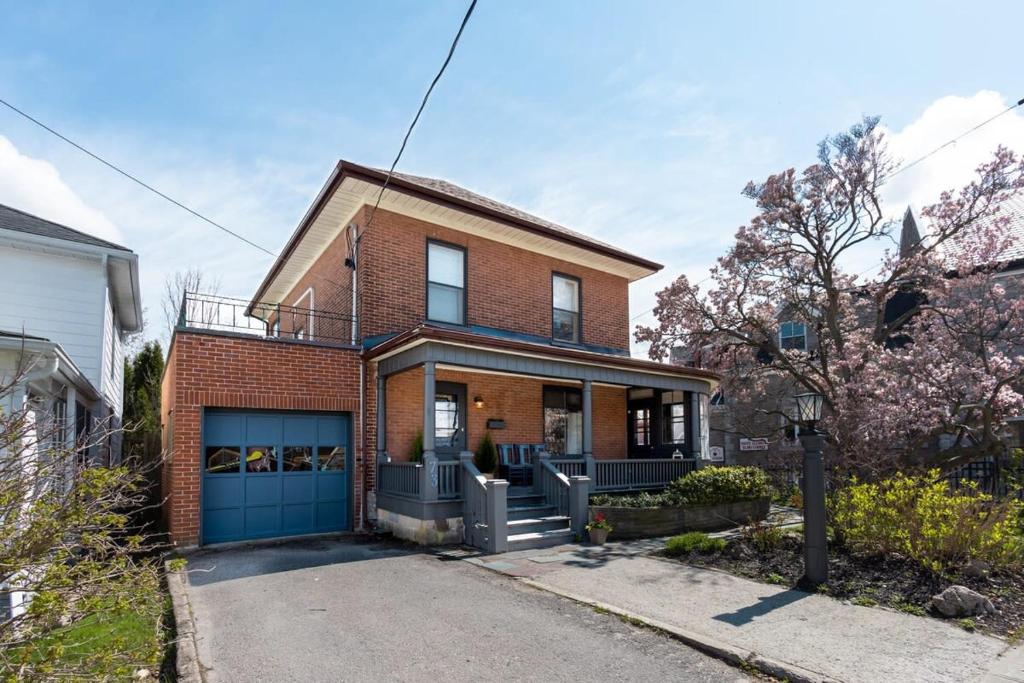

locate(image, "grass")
[[664, 532, 726, 556], [957, 618, 977, 632], [892, 600, 927, 617], [764, 572, 787, 585], [12, 582, 169, 679], [1008, 625, 1024, 645], [851, 595, 878, 607]]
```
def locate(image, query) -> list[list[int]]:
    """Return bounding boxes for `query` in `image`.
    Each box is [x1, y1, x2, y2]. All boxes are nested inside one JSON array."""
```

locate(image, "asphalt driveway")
[[183, 536, 748, 682]]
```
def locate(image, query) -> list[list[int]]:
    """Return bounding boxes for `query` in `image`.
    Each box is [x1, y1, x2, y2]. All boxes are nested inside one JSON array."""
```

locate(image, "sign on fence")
[[739, 438, 769, 452]]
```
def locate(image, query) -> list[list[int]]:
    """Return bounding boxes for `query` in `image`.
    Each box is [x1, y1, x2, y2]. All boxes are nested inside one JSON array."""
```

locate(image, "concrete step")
[[508, 515, 570, 534], [507, 528, 575, 551], [507, 504, 557, 521]]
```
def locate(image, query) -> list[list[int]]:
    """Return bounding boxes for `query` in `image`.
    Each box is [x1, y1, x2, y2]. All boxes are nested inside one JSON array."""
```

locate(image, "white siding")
[[0, 245, 107, 389], [99, 289, 124, 417]]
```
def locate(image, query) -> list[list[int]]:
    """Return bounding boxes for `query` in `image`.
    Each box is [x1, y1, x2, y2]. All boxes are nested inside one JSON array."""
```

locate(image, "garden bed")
[[590, 498, 770, 539], [663, 532, 1024, 638]]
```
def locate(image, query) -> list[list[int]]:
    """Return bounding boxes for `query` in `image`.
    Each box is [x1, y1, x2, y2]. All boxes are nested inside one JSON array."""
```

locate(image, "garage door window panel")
[[283, 446, 313, 472], [318, 446, 346, 471], [206, 446, 241, 474], [246, 446, 278, 473]]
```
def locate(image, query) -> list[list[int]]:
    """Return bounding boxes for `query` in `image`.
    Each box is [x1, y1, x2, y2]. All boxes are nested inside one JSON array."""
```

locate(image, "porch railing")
[[460, 453, 507, 553], [176, 291, 356, 345], [378, 461, 421, 498], [594, 457, 696, 492], [552, 459, 586, 478], [438, 460, 462, 500], [538, 458, 571, 517], [536, 453, 590, 538]]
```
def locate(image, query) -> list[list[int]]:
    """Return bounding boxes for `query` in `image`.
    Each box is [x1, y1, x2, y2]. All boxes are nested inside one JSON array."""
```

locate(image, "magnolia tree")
[[0, 362, 163, 678], [637, 117, 1024, 474]]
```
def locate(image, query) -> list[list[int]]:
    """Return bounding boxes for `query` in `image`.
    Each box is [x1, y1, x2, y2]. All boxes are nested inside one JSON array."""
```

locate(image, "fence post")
[[485, 478, 508, 553], [533, 450, 549, 495], [569, 476, 590, 539]]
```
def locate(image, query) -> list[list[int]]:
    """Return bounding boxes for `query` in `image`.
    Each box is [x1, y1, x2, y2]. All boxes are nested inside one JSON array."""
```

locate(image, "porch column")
[[422, 362, 436, 457], [582, 379, 593, 459], [421, 362, 438, 501], [376, 373, 387, 463]]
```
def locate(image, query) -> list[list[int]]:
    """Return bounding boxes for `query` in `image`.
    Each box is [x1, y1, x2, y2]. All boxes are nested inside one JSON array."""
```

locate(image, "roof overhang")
[[0, 227, 143, 333], [366, 324, 719, 393], [250, 162, 662, 311], [0, 334, 101, 401]]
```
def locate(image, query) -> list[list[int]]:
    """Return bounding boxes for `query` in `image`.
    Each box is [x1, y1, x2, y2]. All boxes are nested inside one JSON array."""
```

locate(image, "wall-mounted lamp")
[[473, 396, 485, 409]]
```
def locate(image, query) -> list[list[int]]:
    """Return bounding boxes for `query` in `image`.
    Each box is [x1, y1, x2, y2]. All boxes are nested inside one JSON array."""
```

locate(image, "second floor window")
[[552, 273, 580, 343], [427, 241, 466, 325], [779, 321, 807, 351]]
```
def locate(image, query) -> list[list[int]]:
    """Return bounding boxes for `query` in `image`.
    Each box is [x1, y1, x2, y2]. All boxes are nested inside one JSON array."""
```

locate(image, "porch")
[[368, 324, 718, 552]]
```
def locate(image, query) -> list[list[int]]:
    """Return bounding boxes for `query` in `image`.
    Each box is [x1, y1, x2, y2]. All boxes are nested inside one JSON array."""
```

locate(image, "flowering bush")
[[666, 466, 773, 506], [830, 471, 1024, 571]]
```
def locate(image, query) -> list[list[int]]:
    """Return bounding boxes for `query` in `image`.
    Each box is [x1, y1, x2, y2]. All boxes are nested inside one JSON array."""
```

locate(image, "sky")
[[0, 1, 1022, 355]]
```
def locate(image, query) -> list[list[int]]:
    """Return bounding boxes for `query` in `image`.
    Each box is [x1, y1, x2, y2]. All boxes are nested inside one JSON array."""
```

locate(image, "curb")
[[165, 560, 204, 683], [517, 577, 841, 683]]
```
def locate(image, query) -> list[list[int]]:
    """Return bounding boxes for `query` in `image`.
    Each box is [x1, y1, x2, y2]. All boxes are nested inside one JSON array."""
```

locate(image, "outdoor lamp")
[[794, 392, 824, 428], [795, 390, 828, 585], [473, 396, 485, 409]]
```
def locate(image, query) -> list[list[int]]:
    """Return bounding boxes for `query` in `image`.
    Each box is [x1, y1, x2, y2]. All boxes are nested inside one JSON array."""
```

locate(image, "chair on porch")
[[515, 444, 535, 486], [498, 444, 530, 486]]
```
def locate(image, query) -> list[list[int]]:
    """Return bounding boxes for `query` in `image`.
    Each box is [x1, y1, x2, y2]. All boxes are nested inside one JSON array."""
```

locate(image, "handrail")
[[539, 458, 571, 517], [460, 454, 492, 550]]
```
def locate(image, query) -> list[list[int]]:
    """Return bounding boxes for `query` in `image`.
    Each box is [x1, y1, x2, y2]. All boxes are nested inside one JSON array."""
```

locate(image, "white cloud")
[[0, 135, 123, 244], [881, 90, 1024, 217]]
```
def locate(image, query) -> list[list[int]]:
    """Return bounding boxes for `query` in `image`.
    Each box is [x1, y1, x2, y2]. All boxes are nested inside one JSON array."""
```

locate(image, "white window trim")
[[779, 321, 807, 352]]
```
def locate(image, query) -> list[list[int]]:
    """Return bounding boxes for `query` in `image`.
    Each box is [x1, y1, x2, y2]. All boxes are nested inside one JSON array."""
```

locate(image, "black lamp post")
[[795, 392, 828, 586]]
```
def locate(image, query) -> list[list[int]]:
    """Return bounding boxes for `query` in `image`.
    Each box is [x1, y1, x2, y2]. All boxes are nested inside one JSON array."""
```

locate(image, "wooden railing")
[[438, 460, 461, 500], [539, 458, 571, 517], [595, 458, 696, 492], [378, 461, 421, 498], [459, 453, 508, 552], [552, 459, 586, 478]]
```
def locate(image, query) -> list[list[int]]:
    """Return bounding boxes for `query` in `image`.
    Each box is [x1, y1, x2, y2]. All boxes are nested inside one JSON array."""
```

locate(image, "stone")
[[961, 559, 991, 579], [724, 542, 753, 560], [929, 585, 996, 617], [133, 669, 152, 680]]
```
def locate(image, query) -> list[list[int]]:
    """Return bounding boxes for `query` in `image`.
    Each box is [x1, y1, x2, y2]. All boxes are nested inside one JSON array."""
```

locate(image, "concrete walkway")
[[465, 540, 1022, 683]]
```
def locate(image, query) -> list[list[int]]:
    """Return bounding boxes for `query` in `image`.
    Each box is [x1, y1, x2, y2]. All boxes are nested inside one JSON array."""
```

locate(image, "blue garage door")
[[202, 411, 350, 544]]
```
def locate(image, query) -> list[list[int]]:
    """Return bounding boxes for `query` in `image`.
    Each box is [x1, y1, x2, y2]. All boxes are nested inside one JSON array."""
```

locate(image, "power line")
[[889, 96, 1024, 179], [0, 97, 278, 257], [363, 0, 478, 233]]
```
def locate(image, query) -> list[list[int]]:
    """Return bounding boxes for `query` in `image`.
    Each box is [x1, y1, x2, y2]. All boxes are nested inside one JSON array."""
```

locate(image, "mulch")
[[663, 533, 1024, 639]]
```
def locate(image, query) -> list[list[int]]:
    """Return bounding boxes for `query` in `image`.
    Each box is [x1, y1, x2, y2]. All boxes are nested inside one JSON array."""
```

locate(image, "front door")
[[627, 396, 655, 459], [434, 381, 467, 459]]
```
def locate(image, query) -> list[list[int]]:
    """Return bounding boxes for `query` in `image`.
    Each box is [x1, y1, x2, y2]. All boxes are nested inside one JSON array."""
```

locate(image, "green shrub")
[[665, 532, 726, 556], [409, 428, 424, 463], [830, 470, 1024, 571], [590, 491, 671, 508], [743, 521, 785, 553], [667, 466, 773, 506], [475, 432, 497, 474]]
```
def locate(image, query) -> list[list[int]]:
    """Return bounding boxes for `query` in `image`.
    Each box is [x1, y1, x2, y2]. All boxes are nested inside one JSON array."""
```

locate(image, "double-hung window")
[[427, 241, 466, 325], [779, 321, 807, 351], [552, 273, 580, 343]]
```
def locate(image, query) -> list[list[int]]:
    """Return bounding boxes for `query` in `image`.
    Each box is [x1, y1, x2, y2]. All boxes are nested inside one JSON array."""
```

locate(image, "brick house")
[[161, 161, 718, 550]]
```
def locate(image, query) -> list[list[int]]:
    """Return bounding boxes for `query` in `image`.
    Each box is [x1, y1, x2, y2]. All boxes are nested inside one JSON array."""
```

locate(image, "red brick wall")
[[383, 367, 626, 462], [161, 331, 362, 546], [275, 225, 354, 342], [355, 206, 631, 350]]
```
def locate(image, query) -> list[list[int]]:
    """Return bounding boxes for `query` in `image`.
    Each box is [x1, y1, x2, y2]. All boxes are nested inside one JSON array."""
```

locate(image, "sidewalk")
[[464, 540, 1021, 683]]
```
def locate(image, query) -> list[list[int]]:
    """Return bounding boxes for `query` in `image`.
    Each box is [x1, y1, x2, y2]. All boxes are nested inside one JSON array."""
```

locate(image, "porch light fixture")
[[794, 392, 824, 428], [473, 395, 484, 409]]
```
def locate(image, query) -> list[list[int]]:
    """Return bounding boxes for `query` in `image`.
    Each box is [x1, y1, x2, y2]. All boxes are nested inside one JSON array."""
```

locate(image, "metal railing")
[[177, 291, 356, 345], [594, 458, 696, 492], [378, 461, 421, 498]]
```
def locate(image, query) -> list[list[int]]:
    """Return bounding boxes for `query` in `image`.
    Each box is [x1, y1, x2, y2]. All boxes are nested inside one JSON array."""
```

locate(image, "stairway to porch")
[[506, 488, 573, 551]]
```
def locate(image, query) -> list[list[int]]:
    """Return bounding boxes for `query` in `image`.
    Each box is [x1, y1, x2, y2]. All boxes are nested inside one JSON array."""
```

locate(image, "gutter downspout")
[[349, 223, 366, 531]]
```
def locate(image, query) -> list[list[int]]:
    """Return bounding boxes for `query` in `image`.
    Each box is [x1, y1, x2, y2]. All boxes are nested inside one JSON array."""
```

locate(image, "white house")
[[0, 202, 142, 465]]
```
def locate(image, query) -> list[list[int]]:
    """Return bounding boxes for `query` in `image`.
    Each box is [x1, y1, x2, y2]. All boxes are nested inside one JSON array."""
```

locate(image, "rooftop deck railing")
[[176, 291, 356, 345]]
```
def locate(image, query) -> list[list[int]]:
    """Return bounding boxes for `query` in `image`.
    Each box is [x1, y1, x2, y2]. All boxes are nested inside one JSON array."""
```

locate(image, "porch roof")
[[365, 324, 719, 393]]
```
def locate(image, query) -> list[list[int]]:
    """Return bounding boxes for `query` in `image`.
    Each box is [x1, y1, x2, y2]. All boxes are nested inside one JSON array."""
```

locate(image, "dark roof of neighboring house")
[[0, 329, 51, 342], [0, 203, 130, 252], [995, 193, 1024, 263]]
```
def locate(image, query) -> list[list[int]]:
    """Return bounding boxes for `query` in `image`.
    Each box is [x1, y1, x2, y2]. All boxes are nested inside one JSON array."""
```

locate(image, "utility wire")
[[362, 0, 478, 233], [0, 97, 278, 257]]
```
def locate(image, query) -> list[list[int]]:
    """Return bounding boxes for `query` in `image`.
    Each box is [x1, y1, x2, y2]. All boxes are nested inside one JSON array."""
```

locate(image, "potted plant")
[[475, 432, 498, 477], [586, 512, 613, 545]]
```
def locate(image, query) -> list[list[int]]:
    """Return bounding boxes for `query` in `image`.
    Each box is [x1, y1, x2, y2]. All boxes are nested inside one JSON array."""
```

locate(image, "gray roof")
[[0, 203, 131, 252], [995, 193, 1024, 263]]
